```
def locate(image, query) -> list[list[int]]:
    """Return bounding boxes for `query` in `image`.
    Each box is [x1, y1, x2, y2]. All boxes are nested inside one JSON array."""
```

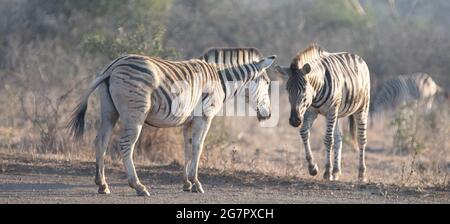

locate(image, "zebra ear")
[[257, 55, 277, 71], [276, 65, 291, 77], [302, 64, 311, 75]]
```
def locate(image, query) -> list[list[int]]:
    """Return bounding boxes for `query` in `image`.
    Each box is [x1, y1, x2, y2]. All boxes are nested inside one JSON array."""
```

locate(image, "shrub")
[[83, 25, 180, 60], [390, 100, 440, 155]]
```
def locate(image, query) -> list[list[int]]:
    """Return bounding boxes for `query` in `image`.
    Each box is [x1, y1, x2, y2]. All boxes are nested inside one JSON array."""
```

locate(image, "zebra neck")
[[217, 65, 255, 100], [308, 68, 327, 102]]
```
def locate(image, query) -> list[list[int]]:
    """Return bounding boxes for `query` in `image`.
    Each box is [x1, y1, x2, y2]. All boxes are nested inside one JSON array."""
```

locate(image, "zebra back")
[[200, 47, 263, 66]]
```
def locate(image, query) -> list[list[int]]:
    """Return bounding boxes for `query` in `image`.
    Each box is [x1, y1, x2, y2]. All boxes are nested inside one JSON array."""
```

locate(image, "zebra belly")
[[144, 94, 200, 128], [338, 109, 359, 118], [337, 101, 364, 118], [311, 100, 364, 118], [145, 110, 194, 127], [145, 98, 200, 127]]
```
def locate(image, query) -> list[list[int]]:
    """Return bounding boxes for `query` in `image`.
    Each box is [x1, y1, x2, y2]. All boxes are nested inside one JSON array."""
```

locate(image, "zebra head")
[[277, 63, 314, 127], [248, 55, 277, 121]]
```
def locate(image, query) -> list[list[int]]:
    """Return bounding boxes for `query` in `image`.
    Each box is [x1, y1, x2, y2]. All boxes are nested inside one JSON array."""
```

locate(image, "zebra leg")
[[323, 110, 338, 181], [182, 121, 193, 192], [118, 122, 149, 196], [94, 110, 118, 194], [109, 75, 152, 196], [300, 110, 319, 176], [188, 116, 212, 193], [95, 83, 119, 194], [332, 122, 342, 181], [355, 110, 369, 182]]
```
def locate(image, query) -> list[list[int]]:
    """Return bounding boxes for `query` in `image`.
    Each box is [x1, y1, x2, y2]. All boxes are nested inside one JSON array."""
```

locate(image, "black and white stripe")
[[200, 47, 272, 119], [68, 49, 276, 196], [371, 73, 446, 116], [277, 44, 370, 182]]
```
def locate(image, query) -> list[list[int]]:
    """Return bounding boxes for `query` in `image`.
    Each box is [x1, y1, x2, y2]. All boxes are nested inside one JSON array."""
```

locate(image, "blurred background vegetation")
[[1, 0, 449, 90], [0, 0, 448, 182]]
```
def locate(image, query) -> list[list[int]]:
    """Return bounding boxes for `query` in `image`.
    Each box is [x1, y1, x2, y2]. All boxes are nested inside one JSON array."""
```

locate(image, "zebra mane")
[[200, 47, 263, 65], [291, 43, 329, 69]]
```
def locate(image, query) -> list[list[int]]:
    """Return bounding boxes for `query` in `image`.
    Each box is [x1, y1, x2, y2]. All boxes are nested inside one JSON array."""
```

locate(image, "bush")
[[391, 101, 436, 155], [83, 25, 180, 60]]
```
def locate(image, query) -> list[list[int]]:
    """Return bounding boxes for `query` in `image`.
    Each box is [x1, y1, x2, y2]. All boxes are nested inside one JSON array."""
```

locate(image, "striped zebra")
[[68, 49, 276, 196], [370, 73, 448, 117], [276, 44, 370, 181]]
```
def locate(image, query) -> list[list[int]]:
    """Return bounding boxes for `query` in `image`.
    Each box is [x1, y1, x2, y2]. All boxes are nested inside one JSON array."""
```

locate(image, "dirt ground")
[[0, 153, 448, 204]]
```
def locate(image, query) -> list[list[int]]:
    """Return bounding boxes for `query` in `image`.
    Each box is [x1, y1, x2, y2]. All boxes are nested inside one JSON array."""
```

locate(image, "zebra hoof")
[[308, 164, 319, 176], [136, 188, 150, 197], [358, 169, 367, 183], [192, 182, 205, 194], [323, 171, 333, 181], [183, 181, 193, 192], [358, 175, 367, 183], [135, 184, 150, 197], [332, 172, 341, 181], [98, 184, 111, 194]]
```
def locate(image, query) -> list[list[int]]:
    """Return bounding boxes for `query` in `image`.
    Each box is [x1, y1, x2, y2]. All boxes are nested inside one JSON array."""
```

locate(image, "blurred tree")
[[77, 0, 177, 60], [305, 0, 369, 30], [388, 0, 398, 17], [83, 25, 179, 60], [350, 0, 367, 15], [0, 0, 173, 48]]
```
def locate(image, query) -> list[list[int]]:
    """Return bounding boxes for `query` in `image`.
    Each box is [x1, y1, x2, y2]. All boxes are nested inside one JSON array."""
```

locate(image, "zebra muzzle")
[[257, 113, 271, 121], [257, 108, 271, 121], [289, 111, 301, 127]]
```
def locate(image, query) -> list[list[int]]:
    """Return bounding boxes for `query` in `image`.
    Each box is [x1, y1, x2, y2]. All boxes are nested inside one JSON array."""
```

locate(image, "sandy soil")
[[0, 153, 448, 204]]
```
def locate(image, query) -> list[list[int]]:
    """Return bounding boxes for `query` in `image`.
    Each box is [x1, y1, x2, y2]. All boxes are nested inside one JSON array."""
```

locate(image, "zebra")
[[68, 49, 276, 196], [370, 73, 448, 118], [276, 44, 370, 182]]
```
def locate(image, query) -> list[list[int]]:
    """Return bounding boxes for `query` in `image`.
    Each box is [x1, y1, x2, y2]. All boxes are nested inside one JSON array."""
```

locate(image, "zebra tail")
[[67, 72, 111, 139], [348, 115, 358, 151]]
